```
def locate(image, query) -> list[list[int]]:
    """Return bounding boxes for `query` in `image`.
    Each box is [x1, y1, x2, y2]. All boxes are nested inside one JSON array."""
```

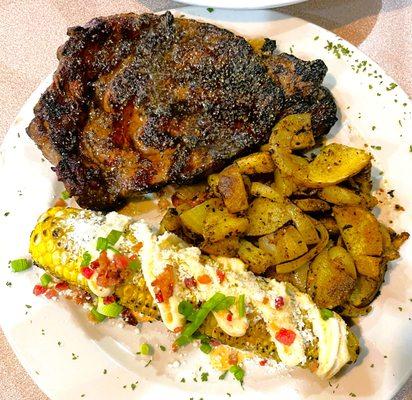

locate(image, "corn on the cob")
[[30, 207, 281, 360], [30, 207, 358, 375]]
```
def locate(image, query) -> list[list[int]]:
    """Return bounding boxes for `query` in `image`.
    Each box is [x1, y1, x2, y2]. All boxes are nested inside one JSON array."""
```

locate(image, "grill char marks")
[[27, 13, 336, 211]]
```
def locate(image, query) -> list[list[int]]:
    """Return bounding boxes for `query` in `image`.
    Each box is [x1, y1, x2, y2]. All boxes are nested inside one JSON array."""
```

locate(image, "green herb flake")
[[207, 7, 214, 12], [371, 145, 382, 150], [140, 343, 153, 356], [372, 126, 376, 131], [41, 329, 45, 336], [384, 355, 388, 358], [201, 372, 209, 382], [6, 281, 12, 287], [409, 145, 412, 153], [349, 393, 357, 397], [398, 307, 403, 311], [72, 353, 79, 360], [314, 36, 319, 40], [180, 377, 186, 383], [4, 212, 10, 217], [370, 364, 374, 368], [25, 304, 32, 309], [159, 345, 166, 351], [386, 83, 397, 91], [219, 371, 228, 380], [61, 190, 70, 200], [144, 359, 152, 367], [103, 369, 107, 374], [131, 383, 137, 390], [58, 341, 62, 346]]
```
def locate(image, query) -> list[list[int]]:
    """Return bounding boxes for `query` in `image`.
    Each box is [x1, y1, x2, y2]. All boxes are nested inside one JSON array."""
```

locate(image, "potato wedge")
[[250, 182, 284, 202], [201, 237, 240, 257], [318, 186, 362, 206], [293, 198, 331, 213], [180, 198, 221, 235], [235, 152, 275, 174], [271, 262, 310, 293], [349, 275, 382, 307], [246, 197, 290, 236], [204, 203, 249, 242], [308, 144, 371, 186], [217, 165, 249, 213], [159, 208, 181, 234], [172, 183, 208, 212], [333, 206, 383, 257], [286, 204, 320, 245], [273, 170, 297, 197], [307, 246, 357, 308], [207, 174, 220, 197], [318, 217, 340, 236], [258, 226, 308, 264], [353, 255, 382, 279], [238, 239, 274, 274]]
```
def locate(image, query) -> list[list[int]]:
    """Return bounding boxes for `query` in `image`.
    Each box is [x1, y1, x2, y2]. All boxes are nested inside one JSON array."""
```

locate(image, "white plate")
[[0, 6, 411, 400], [174, 0, 308, 9]]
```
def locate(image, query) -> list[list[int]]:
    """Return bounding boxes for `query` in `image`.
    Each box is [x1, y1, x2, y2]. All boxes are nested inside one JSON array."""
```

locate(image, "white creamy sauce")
[[129, 221, 351, 377]]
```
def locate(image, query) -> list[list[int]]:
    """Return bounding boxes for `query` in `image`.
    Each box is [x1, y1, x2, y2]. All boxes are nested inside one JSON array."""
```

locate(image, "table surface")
[[0, 1, 411, 399]]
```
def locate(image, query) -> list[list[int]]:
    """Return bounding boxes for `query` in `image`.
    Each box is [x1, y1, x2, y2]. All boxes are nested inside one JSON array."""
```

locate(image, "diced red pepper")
[[210, 339, 221, 347], [113, 254, 129, 269], [184, 277, 197, 289], [54, 198, 67, 207], [275, 328, 296, 346], [132, 242, 143, 253], [155, 291, 164, 303], [81, 267, 94, 279], [55, 282, 69, 292], [228, 352, 238, 365], [151, 265, 174, 303], [103, 295, 116, 305], [226, 312, 233, 322], [216, 269, 225, 284], [197, 274, 212, 284], [90, 260, 100, 270], [45, 288, 58, 299], [259, 359, 268, 366], [275, 296, 285, 309], [173, 326, 183, 333], [33, 284, 47, 296]]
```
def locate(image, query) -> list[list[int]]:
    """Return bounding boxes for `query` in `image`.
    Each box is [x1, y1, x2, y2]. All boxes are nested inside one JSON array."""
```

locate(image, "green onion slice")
[[107, 230, 122, 245], [238, 294, 245, 317], [175, 292, 226, 347], [61, 190, 70, 200], [91, 307, 107, 323], [96, 237, 108, 251], [10, 258, 31, 272], [200, 343, 212, 354], [140, 343, 153, 356], [320, 308, 334, 320], [96, 297, 123, 318], [213, 295, 235, 312], [81, 252, 91, 266], [129, 259, 140, 271], [40, 273, 52, 287], [229, 365, 245, 383]]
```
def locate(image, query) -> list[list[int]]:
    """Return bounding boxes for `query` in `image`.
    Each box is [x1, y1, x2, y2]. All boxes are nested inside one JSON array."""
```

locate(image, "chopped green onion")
[[96, 237, 108, 251], [107, 230, 122, 245], [229, 365, 245, 383], [81, 252, 91, 266], [96, 297, 123, 318], [200, 343, 212, 354], [129, 259, 140, 271], [178, 300, 195, 320], [320, 308, 334, 320], [238, 294, 245, 317], [40, 273, 52, 287], [91, 307, 107, 322], [140, 343, 153, 355], [175, 292, 226, 347], [61, 190, 70, 200], [214, 295, 235, 311], [10, 258, 31, 272]]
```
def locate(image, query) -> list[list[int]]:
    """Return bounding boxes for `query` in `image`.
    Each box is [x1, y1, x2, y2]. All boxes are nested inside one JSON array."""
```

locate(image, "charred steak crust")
[[27, 12, 336, 211]]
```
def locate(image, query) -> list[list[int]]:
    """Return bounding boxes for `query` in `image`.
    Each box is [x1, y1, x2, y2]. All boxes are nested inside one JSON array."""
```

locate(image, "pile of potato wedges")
[[159, 114, 409, 317]]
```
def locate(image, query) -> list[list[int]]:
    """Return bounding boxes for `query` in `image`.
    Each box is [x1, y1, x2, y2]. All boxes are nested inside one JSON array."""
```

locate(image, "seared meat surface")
[[27, 12, 336, 210]]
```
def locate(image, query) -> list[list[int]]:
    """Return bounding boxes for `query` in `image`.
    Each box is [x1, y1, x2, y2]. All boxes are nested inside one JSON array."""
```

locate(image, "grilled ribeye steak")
[[27, 12, 336, 210]]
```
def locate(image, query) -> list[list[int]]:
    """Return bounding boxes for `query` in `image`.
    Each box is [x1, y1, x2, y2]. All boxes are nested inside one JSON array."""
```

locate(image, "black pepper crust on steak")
[[27, 12, 336, 210]]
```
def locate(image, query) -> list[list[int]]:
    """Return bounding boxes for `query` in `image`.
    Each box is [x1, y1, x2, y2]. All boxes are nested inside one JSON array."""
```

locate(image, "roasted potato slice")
[[246, 197, 290, 236], [217, 165, 249, 213], [180, 198, 221, 235], [349, 275, 382, 307], [238, 239, 274, 274], [201, 237, 240, 257], [333, 206, 383, 257], [258, 226, 308, 264], [307, 144, 371, 186], [318, 217, 339, 236], [204, 203, 249, 242], [293, 198, 331, 213], [207, 174, 220, 197], [273, 170, 297, 197], [235, 152, 275, 174], [353, 255, 382, 279], [286, 204, 320, 245], [250, 182, 284, 202], [318, 186, 362, 206], [159, 208, 181, 234], [307, 246, 357, 309], [172, 183, 208, 212], [271, 262, 310, 293]]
